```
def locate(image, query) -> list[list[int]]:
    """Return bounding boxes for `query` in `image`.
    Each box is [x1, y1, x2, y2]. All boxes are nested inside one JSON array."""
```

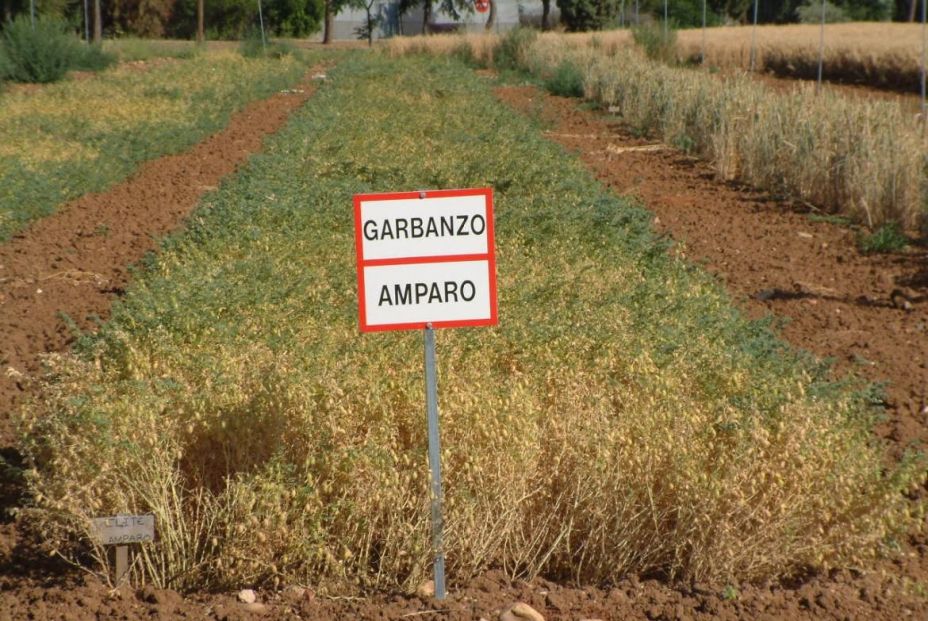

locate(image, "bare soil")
[[1, 73, 927, 620]]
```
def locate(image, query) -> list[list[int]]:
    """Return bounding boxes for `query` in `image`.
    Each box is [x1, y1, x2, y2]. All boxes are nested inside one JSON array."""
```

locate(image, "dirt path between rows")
[[0, 73, 320, 449]]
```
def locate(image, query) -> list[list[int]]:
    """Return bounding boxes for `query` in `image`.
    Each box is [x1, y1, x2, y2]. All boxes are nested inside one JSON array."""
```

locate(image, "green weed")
[[858, 222, 908, 254], [808, 213, 853, 227], [544, 60, 585, 98]]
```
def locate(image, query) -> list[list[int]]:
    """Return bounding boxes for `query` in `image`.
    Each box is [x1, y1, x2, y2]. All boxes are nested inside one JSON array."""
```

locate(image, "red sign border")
[[354, 188, 498, 333]]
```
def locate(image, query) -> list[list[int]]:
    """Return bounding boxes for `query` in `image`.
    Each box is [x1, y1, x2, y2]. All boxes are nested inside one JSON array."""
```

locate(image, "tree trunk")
[[485, 0, 495, 30], [422, 0, 431, 34], [367, 9, 374, 45], [324, 0, 334, 43], [541, 0, 550, 29], [909, 0, 918, 21], [93, 0, 102, 42], [196, 0, 204, 42]]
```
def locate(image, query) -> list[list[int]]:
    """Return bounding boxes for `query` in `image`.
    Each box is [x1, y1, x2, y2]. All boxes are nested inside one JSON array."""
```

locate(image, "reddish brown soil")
[[2, 72, 928, 620], [2, 567, 926, 621]]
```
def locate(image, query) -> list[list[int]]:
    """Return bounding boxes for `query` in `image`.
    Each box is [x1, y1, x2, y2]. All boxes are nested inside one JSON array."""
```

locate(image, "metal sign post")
[[423, 323, 446, 599], [354, 188, 497, 601], [816, 0, 826, 94], [257, 0, 268, 52], [663, 0, 668, 40], [701, 0, 707, 65]]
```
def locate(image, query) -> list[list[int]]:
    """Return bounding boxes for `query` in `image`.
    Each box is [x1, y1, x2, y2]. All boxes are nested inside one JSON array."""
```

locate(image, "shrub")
[[632, 21, 678, 64], [0, 44, 12, 82], [1, 16, 77, 83], [796, 0, 850, 23], [493, 26, 537, 71], [0, 16, 113, 83], [544, 59, 585, 97], [71, 43, 116, 72], [239, 28, 295, 59], [450, 40, 479, 67], [556, 0, 622, 31], [239, 27, 269, 58]]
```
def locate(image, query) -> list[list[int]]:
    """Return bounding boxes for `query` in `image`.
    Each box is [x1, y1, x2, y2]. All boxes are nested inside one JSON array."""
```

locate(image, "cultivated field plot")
[[13, 51, 921, 595], [389, 30, 926, 231], [0, 49, 315, 240], [675, 23, 924, 91], [1, 39, 927, 620], [556, 23, 924, 92]]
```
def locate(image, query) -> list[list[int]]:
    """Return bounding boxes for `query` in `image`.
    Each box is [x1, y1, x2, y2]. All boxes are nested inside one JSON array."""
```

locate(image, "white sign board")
[[91, 514, 155, 545], [354, 189, 498, 332]]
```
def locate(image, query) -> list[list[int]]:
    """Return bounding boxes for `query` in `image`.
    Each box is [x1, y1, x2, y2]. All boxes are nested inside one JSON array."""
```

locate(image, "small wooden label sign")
[[91, 514, 155, 545]]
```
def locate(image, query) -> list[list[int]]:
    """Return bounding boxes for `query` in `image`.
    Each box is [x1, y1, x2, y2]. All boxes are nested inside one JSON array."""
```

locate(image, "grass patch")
[[858, 222, 908, 254], [19, 54, 923, 593], [808, 213, 854, 227], [0, 49, 322, 240], [103, 38, 199, 62]]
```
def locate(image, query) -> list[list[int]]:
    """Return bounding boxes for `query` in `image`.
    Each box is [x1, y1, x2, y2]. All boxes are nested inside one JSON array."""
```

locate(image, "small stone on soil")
[[500, 601, 545, 621], [416, 579, 436, 599], [237, 589, 257, 604]]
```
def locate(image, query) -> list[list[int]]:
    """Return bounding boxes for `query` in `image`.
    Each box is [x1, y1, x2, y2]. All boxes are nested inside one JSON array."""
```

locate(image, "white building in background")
[[320, 0, 558, 41]]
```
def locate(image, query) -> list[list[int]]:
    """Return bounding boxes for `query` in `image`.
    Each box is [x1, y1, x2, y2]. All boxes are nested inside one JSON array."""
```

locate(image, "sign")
[[475, 0, 489, 12], [354, 188, 497, 332], [91, 514, 155, 545]]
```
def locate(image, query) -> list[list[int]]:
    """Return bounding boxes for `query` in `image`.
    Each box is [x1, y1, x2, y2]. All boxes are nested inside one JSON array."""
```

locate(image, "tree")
[[323, 0, 348, 42], [556, 0, 620, 30], [396, 0, 470, 34], [164, 0, 321, 39], [484, 0, 494, 30], [350, 0, 379, 44], [197, 0, 204, 40], [109, 0, 177, 37], [93, 0, 102, 40], [541, 0, 551, 29]]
